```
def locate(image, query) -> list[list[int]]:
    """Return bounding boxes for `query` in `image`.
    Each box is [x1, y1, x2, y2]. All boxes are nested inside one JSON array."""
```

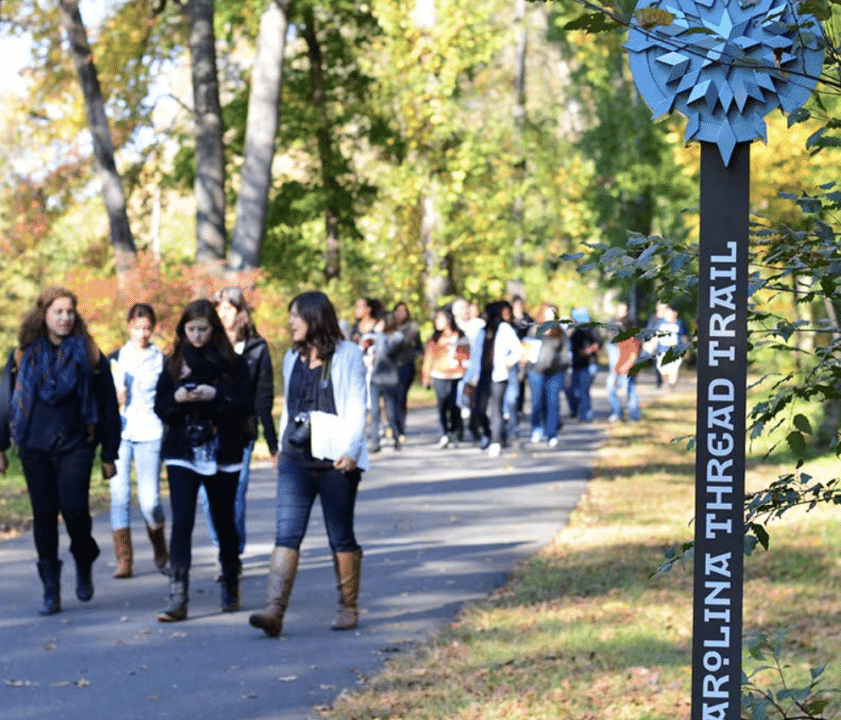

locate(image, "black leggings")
[[431, 377, 460, 437], [166, 464, 240, 570], [19, 445, 98, 564]]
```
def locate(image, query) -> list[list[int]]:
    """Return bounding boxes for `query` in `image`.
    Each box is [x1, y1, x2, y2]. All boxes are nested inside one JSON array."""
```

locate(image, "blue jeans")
[[502, 366, 520, 438], [528, 370, 565, 440], [274, 457, 361, 553], [566, 367, 594, 420], [607, 373, 640, 420], [110, 438, 164, 530], [199, 441, 252, 554], [369, 382, 401, 445]]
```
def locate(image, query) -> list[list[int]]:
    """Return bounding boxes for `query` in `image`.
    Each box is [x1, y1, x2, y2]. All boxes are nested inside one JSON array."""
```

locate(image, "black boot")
[[158, 566, 189, 622], [75, 544, 99, 602], [220, 562, 240, 612], [36, 559, 62, 616]]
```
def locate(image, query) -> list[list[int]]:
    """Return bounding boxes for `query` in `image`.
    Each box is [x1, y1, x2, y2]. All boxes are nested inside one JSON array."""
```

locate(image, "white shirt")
[[112, 342, 165, 443]]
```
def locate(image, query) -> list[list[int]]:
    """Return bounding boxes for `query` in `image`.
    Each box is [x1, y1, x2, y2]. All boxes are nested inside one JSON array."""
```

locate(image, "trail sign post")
[[624, 1, 823, 716]]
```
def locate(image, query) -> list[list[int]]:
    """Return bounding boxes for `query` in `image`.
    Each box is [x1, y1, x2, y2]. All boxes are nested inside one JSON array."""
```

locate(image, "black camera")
[[288, 411, 311, 447]]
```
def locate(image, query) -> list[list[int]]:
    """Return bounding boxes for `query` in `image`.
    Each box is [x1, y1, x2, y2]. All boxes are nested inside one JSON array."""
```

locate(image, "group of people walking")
[[0, 287, 367, 637], [0, 285, 682, 629]]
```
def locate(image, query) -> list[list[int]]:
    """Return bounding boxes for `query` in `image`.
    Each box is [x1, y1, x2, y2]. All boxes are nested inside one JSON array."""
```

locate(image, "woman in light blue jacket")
[[250, 291, 368, 638]]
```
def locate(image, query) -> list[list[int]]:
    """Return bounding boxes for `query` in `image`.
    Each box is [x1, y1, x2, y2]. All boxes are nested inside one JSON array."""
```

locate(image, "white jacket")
[[279, 340, 369, 471], [464, 322, 523, 384]]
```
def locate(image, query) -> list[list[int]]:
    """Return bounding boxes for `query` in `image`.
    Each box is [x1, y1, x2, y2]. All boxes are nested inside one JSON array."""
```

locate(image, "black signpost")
[[691, 141, 749, 719]]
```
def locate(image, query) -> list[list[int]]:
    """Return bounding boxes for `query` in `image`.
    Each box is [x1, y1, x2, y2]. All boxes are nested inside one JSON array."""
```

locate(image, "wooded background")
[[0, 0, 834, 362]]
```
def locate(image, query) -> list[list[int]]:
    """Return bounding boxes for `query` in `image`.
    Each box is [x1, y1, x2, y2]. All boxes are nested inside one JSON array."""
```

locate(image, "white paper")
[[522, 338, 542, 364], [309, 411, 350, 461]]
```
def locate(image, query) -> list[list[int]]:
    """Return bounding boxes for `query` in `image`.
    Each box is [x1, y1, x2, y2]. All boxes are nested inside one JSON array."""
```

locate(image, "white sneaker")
[[437, 435, 449, 449], [548, 437, 559, 448], [487, 442, 501, 457], [608, 413, 621, 423], [530, 429, 543, 443]]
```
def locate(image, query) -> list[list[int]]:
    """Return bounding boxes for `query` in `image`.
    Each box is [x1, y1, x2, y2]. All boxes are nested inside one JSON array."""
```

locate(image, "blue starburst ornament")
[[624, 0, 825, 165]]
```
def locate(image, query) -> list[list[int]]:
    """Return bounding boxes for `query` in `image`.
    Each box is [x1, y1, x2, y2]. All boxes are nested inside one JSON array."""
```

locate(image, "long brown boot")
[[248, 547, 299, 638], [112, 528, 133, 579], [331, 549, 362, 631], [146, 522, 169, 574]]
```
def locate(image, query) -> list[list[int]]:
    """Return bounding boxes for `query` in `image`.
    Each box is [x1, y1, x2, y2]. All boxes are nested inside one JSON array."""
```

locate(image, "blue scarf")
[[10, 335, 99, 444]]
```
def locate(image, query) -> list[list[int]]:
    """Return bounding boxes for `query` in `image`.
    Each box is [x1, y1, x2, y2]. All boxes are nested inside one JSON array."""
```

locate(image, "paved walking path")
[[1, 378, 665, 720]]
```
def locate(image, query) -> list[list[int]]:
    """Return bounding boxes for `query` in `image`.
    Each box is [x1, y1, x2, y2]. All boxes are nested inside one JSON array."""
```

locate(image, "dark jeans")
[[166, 464, 239, 570], [470, 375, 508, 444], [370, 382, 401, 445], [274, 457, 361, 553], [19, 445, 98, 564], [431, 377, 461, 437], [396, 362, 415, 435]]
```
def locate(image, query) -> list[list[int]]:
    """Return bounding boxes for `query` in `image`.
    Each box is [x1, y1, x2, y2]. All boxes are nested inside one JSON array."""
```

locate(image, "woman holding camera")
[[249, 290, 368, 638], [154, 299, 254, 622], [0, 287, 120, 615]]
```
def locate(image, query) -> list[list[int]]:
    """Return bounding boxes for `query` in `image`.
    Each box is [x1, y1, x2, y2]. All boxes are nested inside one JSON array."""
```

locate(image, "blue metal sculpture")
[[624, 0, 825, 165]]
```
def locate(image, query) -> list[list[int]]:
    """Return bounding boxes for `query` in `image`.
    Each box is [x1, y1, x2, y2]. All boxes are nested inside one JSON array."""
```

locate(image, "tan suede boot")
[[112, 528, 133, 579], [248, 547, 299, 638], [146, 522, 169, 573], [331, 549, 362, 630]]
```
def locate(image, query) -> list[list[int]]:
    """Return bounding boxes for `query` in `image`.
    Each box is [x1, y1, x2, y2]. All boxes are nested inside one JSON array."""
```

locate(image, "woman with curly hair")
[[0, 287, 121, 615]]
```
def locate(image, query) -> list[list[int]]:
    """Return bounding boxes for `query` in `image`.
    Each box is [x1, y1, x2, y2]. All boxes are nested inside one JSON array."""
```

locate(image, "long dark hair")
[[166, 299, 237, 380], [18, 286, 99, 362], [215, 286, 257, 342], [127, 302, 157, 326], [431, 307, 462, 343], [481, 301, 508, 370], [289, 291, 344, 361]]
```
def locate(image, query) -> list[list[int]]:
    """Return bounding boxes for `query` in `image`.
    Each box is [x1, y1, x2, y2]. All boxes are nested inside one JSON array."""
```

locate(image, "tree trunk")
[[420, 191, 453, 308], [184, 0, 226, 263], [59, 0, 136, 279], [302, 3, 341, 282], [511, 0, 528, 271], [228, 0, 291, 270]]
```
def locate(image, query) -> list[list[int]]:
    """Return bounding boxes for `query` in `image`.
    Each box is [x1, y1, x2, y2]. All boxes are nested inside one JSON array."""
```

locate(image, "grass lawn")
[[319, 387, 841, 720]]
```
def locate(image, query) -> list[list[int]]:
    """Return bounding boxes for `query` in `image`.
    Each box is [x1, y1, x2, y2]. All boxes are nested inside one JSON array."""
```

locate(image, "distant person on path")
[[509, 295, 533, 419], [391, 301, 423, 441], [367, 312, 405, 452], [421, 306, 470, 448], [565, 307, 602, 422], [451, 297, 485, 438], [526, 303, 569, 447], [463, 301, 523, 457], [0, 287, 120, 615], [606, 307, 642, 422], [154, 299, 254, 622], [655, 305, 688, 390], [198, 287, 277, 576], [249, 291, 368, 638], [109, 303, 169, 579]]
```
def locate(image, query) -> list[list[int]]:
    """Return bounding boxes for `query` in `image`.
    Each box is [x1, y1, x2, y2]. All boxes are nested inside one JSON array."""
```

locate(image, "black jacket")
[[0, 347, 121, 461], [154, 353, 254, 466], [241, 335, 278, 455]]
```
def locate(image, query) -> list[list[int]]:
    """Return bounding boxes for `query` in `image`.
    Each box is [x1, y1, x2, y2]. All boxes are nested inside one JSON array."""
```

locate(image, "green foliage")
[[743, 629, 838, 719]]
